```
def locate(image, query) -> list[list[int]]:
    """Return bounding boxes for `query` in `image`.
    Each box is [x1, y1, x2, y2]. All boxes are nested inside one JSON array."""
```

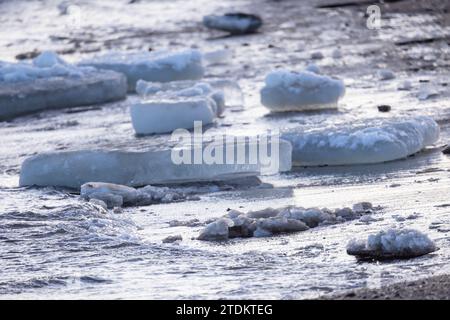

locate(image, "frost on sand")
[[347, 229, 437, 260], [198, 202, 377, 241], [79, 50, 204, 91], [282, 116, 439, 166], [0, 51, 127, 120], [260, 70, 345, 112]]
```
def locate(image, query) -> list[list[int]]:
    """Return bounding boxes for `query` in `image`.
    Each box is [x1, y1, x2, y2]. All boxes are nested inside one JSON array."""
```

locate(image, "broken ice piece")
[[131, 98, 217, 134], [0, 51, 127, 120], [282, 116, 439, 166], [81, 182, 138, 208], [332, 49, 342, 59], [203, 13, 262, 34], [347, 229, 437, 260], [260, 70, 345, 112], [162, 235, 182, 243], [305, 63, 320, 74], [378, 69, 395, 80], [79, 50, 204, 91]]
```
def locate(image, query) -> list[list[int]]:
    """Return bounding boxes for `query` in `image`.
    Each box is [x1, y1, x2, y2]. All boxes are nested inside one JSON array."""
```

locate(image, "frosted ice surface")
[[131, 98, 216, 134], [0, 52, 127, 120], [260, 70, 345, 112], [79, 50, 204, 91], [19, 139, 292, 189], [347, 229, 437, 259], [282, 116, 440, 166], [136, 78, 244, 108]]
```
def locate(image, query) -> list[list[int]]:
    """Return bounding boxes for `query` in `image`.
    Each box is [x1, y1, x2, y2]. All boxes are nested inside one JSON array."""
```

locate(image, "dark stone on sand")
[[377, 105, 391, 112]]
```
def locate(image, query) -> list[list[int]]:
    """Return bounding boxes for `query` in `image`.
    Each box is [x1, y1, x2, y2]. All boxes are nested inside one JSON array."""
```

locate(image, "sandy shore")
[[323, 274, 450, 300]]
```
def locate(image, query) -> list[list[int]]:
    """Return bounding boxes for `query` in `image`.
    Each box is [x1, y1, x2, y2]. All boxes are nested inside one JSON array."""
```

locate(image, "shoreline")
[[322, 274, 450, 300]]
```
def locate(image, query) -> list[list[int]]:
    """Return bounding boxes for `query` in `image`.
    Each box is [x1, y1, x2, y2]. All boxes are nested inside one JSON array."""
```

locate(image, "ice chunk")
[[81, 182, 188, 208], [198, 203, 379, 241], [203, 13, 262, 34], [282, 116, 439, 166], [0, 51, 93, 82], [79, 50, 204, 91], [162, 235, 182, 243], [81, 182, 139, 206], [347, 229, 437, 259], [20, 139, 292, 189], [260, 70, 345, 112], [131, 98, 216, 134], [136, 78, 244, 108], [0, 51, 127, 120], [398, 80, 412, 91], [378, 69, 395, 80], [198, 218, 234, 241]]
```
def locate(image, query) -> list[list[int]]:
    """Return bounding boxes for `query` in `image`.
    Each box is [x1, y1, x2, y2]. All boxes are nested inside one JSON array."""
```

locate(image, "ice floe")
[[20, 138, 292, 188], [203, 49, 233, 65], [79, 50, 204, 91], [260, 70, 345, 112], [347, 229, 437, 260], [282, 116, 440, 166], [0, 51, 127, 120], [203, 13, 262, 34], [198, 202, 377, 241]]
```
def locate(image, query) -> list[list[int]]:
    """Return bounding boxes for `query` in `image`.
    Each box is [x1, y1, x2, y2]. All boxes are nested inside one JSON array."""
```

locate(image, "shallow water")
[[1, 0, 450, 299]]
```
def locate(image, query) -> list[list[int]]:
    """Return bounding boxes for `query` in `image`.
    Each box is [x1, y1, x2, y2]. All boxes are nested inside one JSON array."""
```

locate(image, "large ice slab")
[[0, 51, 127, 120], [260, 70, 345, 112], [19, 139, 292, 189], [347, 229, 437, 260], [282, 116, 440, 166], [131, 98, 217, 135], [79, 50, 204, 91]]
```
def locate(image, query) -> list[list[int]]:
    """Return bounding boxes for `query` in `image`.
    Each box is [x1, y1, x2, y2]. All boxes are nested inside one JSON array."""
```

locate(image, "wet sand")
[[323, 274, 450, 299]]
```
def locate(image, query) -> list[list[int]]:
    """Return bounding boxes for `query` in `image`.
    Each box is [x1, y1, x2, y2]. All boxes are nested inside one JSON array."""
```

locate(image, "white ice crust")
[[282, 116, 440, 166], [260, 70, 345, 112]]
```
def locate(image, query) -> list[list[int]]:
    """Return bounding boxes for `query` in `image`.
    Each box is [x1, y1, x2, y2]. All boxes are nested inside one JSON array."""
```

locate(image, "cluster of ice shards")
[[198, 202, 376, 241]]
